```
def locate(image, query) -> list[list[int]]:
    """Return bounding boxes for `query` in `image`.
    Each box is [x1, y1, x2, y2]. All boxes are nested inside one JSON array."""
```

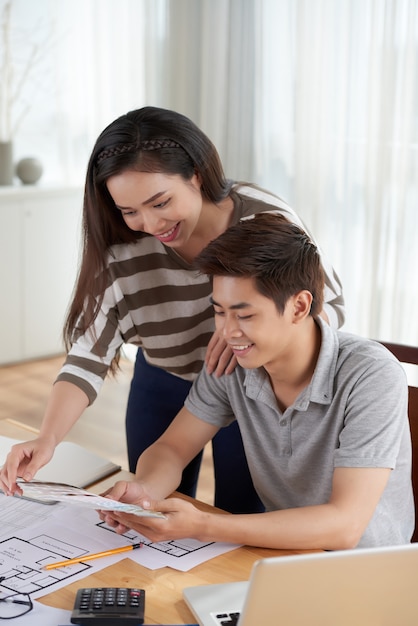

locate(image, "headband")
[[96, 139, 181, 164]]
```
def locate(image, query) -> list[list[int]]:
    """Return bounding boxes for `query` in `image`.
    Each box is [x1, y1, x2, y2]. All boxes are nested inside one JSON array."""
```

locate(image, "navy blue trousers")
[[125, 349, 264, 514]]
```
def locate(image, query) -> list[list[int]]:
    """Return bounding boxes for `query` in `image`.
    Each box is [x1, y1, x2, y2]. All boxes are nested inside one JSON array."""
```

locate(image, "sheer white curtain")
[[160, 0, 258, 181], [252, 0, 418, 344], [7, 0, 417, 344], [165, 0, 418, 344]]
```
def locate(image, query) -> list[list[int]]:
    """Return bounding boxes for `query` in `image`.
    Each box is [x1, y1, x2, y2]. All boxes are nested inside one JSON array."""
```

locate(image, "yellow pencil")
[[44, 542, 142, 570]]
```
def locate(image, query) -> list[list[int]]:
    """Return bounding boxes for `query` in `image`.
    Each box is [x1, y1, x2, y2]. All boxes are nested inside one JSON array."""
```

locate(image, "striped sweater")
[[56, 185, 344, 403]]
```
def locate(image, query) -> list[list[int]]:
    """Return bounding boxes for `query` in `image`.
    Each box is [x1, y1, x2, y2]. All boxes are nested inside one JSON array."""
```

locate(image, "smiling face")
[[106, 170, 203, 247], [211, 275, 300, 372]]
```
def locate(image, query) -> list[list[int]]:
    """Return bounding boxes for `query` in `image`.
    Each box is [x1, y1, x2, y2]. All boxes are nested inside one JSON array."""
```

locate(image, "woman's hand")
[[0, 436, 56, 495], [205, 330, 237, 376], [99, 496, 209, 542]]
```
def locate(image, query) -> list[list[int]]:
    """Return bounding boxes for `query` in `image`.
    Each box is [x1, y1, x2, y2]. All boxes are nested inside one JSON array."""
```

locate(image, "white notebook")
[[0, 436, 121, 488]]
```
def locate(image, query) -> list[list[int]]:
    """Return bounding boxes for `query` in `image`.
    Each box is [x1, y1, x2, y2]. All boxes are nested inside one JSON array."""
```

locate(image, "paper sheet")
[[52, 506, 241, 572], [16, 480, 165, 518], [0, 492, 240, 602], [0, 495, 65, 541]]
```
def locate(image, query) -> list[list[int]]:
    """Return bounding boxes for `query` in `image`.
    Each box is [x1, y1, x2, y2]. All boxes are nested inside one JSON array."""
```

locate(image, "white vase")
[[0, 141, 14, 185]]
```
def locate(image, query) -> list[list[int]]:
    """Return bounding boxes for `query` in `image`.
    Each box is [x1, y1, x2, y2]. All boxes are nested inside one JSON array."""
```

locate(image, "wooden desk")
[[0, 418, 40, 440], [38, 471, 316, 625]]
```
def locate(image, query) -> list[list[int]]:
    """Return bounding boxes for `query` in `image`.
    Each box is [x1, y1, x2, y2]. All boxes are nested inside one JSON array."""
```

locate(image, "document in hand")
[[16, 480, 166, 518]]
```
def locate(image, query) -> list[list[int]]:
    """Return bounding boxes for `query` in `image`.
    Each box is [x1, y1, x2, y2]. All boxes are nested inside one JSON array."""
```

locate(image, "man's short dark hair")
[[194, 212, 324, 316]]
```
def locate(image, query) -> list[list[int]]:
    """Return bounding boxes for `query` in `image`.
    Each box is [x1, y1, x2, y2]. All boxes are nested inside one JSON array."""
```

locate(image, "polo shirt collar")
[[304, 317, 339, 407]]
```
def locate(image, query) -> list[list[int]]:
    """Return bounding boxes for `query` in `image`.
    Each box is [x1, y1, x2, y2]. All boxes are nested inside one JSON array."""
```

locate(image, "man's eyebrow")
[[210, 296, 251, 310]]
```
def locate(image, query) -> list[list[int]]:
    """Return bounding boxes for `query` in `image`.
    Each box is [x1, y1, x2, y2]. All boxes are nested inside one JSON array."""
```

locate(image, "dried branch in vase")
[[0, 0, 56, 142]]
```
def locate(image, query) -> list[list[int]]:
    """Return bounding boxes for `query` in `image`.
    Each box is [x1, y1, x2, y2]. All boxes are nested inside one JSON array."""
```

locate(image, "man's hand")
[[99, 496, 209, 542], [100, 479, 148, 503], [99, 479, 156, 534]]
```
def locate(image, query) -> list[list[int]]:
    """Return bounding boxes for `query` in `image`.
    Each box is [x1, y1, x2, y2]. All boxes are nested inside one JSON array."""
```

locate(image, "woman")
[[0, 106, 344, 512]]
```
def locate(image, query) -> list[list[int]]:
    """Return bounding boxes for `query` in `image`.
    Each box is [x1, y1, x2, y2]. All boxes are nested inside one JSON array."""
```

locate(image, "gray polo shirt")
[[185, 318, 414, 547]]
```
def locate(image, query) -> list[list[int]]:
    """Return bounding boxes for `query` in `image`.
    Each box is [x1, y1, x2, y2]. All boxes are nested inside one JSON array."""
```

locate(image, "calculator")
[[70, 587, 145, 625]]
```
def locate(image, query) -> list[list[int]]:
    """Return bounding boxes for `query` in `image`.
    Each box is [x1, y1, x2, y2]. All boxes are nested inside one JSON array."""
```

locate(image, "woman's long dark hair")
[[64, 107, 231, 369]]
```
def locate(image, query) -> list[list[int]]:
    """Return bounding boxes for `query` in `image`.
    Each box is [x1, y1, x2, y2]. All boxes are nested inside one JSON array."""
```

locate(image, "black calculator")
[[70, 587, 145, 625]]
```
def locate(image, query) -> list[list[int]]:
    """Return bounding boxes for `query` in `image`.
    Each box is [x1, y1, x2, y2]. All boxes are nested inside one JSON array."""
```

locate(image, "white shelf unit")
[[0, 185, 83, 364]]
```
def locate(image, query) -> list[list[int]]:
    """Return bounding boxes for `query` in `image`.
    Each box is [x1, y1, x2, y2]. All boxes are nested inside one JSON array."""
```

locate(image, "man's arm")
[[192, 466, 391, 550], [103, 407, 220, 506], [102, 456, 390, 551]]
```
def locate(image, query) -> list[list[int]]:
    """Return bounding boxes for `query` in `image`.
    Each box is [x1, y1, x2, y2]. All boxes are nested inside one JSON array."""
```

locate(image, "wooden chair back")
[[379, 342, 418, 542]]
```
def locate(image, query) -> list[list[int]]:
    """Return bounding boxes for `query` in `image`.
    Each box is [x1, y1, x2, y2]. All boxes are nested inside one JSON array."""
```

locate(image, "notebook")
[[0, 436, 121, 488], [183, 543, 418, 626]]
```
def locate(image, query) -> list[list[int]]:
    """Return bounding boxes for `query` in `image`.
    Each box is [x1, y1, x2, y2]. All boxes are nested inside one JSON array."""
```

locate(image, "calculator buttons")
[[71, 587, 145, 625]]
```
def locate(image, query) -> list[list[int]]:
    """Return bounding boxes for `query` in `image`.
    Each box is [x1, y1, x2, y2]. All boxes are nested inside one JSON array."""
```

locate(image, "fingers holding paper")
[[0, 437, 55, 495], [99, 496, 208, 542], [99, 479, 153, 533]]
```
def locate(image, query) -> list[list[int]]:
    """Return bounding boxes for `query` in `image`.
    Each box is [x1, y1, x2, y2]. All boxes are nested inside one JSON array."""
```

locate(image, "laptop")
[[183, 543, 418, 626]]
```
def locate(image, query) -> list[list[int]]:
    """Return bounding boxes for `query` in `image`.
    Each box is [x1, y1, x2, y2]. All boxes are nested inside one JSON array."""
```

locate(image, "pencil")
[[44, 542, 142, 570]]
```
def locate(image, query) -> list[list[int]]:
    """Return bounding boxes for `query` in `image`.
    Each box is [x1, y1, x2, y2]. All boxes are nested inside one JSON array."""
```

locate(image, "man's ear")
[[292, 290, 313, 322]]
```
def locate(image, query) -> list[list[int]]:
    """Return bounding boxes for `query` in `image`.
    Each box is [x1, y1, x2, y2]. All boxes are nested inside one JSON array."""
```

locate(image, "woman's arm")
[[0, 381, 89, 494]]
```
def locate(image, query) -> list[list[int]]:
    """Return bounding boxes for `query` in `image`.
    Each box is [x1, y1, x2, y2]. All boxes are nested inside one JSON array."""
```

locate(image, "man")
[[101, 213, 413, 549]]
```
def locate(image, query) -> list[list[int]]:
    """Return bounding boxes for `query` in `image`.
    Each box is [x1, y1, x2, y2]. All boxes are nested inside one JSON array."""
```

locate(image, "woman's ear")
[[196, 170, 203, 184], [191, 171, 202, 191], [292, 290, 313, 322]]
